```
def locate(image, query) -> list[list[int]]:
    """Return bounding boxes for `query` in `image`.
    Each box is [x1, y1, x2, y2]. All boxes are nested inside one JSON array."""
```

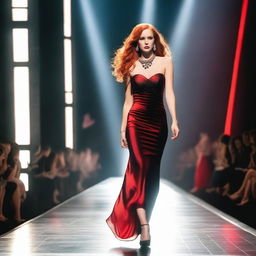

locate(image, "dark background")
[[0, 0, 255, 182]]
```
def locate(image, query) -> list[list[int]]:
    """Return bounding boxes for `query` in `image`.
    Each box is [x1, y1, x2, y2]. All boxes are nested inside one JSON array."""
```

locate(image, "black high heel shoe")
[[140, 223, 151, 247]]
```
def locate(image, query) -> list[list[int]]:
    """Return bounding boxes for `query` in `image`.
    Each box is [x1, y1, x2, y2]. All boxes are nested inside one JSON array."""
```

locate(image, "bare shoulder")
[[156, 56, 172, 66], [164, 56, 173, 64]]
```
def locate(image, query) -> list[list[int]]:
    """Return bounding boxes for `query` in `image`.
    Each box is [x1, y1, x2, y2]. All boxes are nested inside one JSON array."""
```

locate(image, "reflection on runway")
[[0, 177, 256, 255]]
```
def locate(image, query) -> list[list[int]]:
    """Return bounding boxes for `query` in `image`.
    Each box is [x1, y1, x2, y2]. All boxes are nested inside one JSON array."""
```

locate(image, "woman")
[[4, 143, 26, 222], [206, 134, 231, 194], [190, 132, 213, 193], [105, 23, 180, 246], [222, 135, 251, 196], [228, 129, 256, 206]]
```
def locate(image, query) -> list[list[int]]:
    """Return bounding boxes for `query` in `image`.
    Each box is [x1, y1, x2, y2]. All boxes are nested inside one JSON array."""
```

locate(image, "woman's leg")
[[7, 178, 26, 221], [0, 186, 7, 221], [19, 181, 26, 202], [136, 156, 160, 241], [12, 184, 25, 222], [136, 208, 150, 240], [239, 176, 256, 205], [136, 208, 148, 224], [236, 179, 252, 206], [206, 171, 218, 193], [251, 177, 256, 200], [237, 172, 256, 205], [222, 183, 230, 196], [229, 169, 255, 200]]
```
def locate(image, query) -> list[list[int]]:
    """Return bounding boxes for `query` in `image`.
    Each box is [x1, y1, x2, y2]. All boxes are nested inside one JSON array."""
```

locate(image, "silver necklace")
[[138, 54, 156, 69]]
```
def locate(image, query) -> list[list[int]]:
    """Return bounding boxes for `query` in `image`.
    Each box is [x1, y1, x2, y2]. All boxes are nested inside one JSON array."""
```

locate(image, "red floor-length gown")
[[106, 73, 168, 241]]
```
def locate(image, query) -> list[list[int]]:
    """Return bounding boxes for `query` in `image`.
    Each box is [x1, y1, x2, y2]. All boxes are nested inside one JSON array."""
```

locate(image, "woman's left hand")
[[171, 121, 180, 140]]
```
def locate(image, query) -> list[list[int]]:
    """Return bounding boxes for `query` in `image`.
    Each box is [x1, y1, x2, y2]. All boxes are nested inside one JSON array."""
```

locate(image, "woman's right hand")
[[120, 131, 128, 148]]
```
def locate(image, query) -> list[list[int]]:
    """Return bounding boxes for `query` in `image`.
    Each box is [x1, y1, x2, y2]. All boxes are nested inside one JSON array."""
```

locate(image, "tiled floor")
[[0, 177, 256, 255]]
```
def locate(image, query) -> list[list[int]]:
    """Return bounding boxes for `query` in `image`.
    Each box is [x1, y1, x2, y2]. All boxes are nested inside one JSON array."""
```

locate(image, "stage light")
[[79, 0, 123, 171], [140, 0, 156, 24], [12, 28, 29, 62], [12, 0, 27, 8], [224, 0, 249, 135], [12, 8, 28, 21], [12, 0, 31, 177], [63, 0, 74, 149], [14, 67, 30, 145], [65, 106, 74, 149], [64, 0, 71, 37], [65, 92, 73, 104], [19, 150, 30, 169], [168, 0, 194, 58], [64, 39, 72, 92], [20, 173, 29, 191]]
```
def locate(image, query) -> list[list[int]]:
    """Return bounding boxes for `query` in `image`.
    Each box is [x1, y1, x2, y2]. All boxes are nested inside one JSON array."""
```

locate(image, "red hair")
[[111, 23, 172, 84]]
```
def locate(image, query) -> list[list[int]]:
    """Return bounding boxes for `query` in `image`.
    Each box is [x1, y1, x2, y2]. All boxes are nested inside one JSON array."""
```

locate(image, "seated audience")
[[0, 141, 25, 222], [222, 133, 252, 195], [0, 136, 102, 230], [228, 129, 256, 205]]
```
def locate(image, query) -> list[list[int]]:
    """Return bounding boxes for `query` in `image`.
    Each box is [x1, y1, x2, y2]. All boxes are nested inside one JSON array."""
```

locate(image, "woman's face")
[[137, 29, 155, 53]]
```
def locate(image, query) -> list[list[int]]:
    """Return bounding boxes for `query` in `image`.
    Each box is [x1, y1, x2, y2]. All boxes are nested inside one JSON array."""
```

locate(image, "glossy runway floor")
[[1, 177, 256, 256]]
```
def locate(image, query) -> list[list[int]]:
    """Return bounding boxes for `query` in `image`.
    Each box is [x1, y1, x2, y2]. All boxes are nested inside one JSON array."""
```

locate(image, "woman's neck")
[[140, 51, 154, 59]]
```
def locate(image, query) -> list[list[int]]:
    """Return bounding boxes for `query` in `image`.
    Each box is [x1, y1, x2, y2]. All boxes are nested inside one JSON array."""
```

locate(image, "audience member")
[[206, 134, 231, 194], [190, 132, 213, 193], [228, 129, 256, 205]]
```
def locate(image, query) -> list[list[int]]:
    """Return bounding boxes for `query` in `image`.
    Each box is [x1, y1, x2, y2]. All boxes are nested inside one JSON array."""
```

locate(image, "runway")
[[1, 177, 256, 255]]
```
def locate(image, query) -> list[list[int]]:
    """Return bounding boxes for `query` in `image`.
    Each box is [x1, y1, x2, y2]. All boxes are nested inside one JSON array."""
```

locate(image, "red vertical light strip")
[[224, 0, 249, 135]]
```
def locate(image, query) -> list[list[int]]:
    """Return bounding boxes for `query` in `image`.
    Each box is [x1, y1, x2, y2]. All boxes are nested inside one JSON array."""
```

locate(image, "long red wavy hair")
[[111, 23, 172, 84]]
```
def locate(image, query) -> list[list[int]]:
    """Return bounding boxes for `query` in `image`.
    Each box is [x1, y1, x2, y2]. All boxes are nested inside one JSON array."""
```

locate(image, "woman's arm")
[[120, 77, 133, 133], [14, 161, 21, 179], [164, 57, 177, 123], [120, 76, 133, 148], [164, 57, 179, 139], [0, 157, 8, 176], [6, 164, 18, 180]]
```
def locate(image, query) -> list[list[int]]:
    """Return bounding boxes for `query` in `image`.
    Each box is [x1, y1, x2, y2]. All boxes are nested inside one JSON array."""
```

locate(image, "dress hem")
[[105, 217, 139, 241]]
